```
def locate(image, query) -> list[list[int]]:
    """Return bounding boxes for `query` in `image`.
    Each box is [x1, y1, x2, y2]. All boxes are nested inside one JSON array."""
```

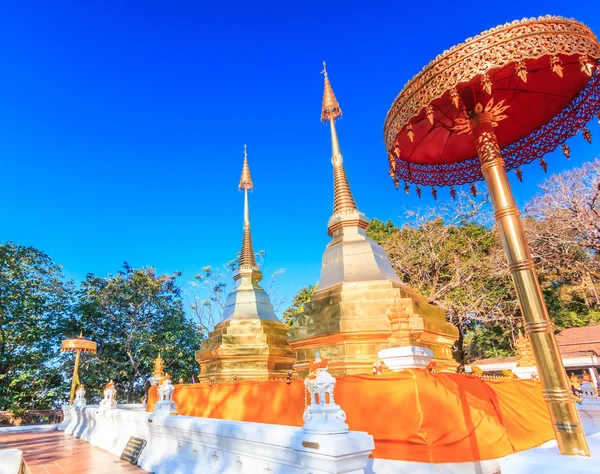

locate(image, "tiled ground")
[[0, 429, 147, 473]]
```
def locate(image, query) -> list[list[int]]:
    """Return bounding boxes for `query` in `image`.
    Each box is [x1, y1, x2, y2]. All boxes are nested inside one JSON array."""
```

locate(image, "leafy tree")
[[283, 285, 316, 328], [381, 197, 520, 365], [0, 242, 75, 412], [366, 219, 398, 245], [77, 263, 200, 403]]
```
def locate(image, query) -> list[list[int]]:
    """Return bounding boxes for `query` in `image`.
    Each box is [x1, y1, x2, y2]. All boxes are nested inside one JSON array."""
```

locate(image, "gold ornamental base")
[[288, 280, 458, 377], [195, 319, 296, 383]]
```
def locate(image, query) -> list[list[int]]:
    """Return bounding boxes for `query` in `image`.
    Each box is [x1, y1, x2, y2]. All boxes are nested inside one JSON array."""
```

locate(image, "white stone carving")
[[73, 386, 87, 407], [151, 375, 178, 421], [99, 381, 117, 409], [378, 345, 433, 371], [302, 353, 348, 435]]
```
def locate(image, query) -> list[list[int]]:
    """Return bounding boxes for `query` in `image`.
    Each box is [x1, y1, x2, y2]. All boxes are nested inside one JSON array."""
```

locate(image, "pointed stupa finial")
[[238, 145, 257, 268], [321, 62, 342, 122], [239, 144, 253, 191], [320, 62, 358, 217]]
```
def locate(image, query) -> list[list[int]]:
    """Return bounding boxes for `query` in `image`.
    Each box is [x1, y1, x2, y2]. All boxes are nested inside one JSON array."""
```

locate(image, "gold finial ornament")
[[320, 62, 358, 218], [515, 168, 523, 182], [239, 147, 257, 268], [562, 143, 571, 159], [470, 184, 477, 197], [515, 60, 528, 82], [580, 54, 594, 76], [238, 144, 254, 191], [321, 62, 342, 122], [481, 72, 492, 94], [540, 158, 548, 173], [450, 187, 456, 200], [451, 88, 460, 109], [153, 353, 165, 379], [582, 127, 592, 144], [426, 105, 434, 125], [551, 55, 564, 77], [406, 124, 415, 142]]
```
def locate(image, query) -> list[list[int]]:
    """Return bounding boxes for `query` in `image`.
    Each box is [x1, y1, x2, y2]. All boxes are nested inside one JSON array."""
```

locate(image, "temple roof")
[[555, 326, 600, 354]]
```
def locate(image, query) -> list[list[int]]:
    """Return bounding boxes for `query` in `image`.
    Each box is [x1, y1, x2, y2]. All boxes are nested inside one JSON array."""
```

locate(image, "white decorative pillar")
[[291, 353, 374, 474], [149, 374, 178, 424], [98, 381, 117, 410], [57, 403, 72, 431], [73, 385, 87, 407]]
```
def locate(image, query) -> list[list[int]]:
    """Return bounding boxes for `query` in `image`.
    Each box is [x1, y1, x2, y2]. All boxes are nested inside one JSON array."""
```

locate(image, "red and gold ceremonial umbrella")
[[384, 16, 600, 456], [61, 333, 97, 405]]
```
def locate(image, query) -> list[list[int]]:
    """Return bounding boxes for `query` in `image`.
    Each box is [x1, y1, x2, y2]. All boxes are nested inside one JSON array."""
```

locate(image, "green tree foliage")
[[366, 219, 398, 245], [0, 242, 75, 412], [379, 203, 519, 365], [77, 263, 200, 403], [282, 285, 316, 328]]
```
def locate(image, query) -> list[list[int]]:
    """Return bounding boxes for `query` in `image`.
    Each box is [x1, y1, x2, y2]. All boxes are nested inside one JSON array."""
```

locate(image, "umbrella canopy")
[[384, 16, 600, 188], [61, 336, 97, 354]]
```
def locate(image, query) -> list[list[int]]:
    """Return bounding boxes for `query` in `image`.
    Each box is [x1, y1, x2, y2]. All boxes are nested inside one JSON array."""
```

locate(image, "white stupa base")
[[73, 398, 87, 407], [149, 400, 178, 424], [512, 366, 538, 379], [500, 430, 600, 473], [291, 431, 374, 474], [303, 403, 349, 435], [98, 399, 117, 410], [378, 346, 433, 371]]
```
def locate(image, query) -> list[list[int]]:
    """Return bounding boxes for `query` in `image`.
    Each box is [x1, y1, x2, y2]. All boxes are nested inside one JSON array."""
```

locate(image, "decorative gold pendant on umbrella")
[[61, 333, 97, 405], [384, 15, 600, 457]]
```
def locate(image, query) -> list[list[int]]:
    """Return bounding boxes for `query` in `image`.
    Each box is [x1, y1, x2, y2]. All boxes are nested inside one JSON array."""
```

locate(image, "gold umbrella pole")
[[69, 348, 81, 406], [469, 109, 589, 456]]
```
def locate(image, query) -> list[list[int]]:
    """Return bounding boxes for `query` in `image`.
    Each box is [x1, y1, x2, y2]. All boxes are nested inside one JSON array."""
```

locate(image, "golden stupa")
[[195, 146, 296, 382], [287, 64, 458, 376]]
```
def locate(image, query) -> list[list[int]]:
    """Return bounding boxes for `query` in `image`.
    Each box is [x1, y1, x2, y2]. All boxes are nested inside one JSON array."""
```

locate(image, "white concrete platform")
[[0, 449, 24, 474], [500, 430, 600, 473]]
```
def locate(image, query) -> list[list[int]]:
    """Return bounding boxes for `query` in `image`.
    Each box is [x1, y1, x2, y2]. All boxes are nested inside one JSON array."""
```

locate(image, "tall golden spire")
[[321, 62, 358, 216], [238, 145, 257, 268]]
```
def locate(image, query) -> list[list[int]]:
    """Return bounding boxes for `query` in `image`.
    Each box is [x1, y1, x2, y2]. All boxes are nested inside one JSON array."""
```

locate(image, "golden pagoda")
[[153, 353, 165, 379], [287, 63, 458, 376], [195, 146, 296, 382]]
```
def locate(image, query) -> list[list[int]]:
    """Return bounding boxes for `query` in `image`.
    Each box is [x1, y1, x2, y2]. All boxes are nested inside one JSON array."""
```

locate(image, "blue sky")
[[2, 1, 600, 314]]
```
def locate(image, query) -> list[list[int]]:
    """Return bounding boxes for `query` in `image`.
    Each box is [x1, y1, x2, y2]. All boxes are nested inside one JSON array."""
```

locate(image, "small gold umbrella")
[[61, 333, 97, 405]]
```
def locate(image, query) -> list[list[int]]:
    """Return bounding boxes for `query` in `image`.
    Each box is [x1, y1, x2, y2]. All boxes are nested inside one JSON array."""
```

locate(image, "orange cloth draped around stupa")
[[147, 370, 553, 463]]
